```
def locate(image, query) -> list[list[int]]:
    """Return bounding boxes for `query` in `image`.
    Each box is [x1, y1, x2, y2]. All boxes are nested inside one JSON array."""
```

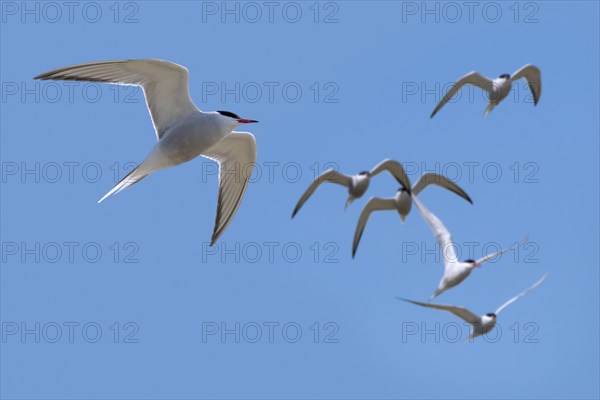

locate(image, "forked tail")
[[344, 197, 354, 210], [429, 288, 442, 302], [98, 165, 148, 203], [483, 103, 496, 118]]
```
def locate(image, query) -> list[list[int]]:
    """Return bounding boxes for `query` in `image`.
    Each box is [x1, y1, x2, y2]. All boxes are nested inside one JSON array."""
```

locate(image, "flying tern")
[[292, 159, 411, 217], [397, 273, 548, 341], [412, 196, 528, 299], [430, 64, 542, 118], [352, 172, 472, 258], [35, 59, 258, 245]]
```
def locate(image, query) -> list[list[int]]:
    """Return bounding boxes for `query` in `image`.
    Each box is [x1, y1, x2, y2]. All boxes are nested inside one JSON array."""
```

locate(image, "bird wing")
[[411, 173, 473, 204], [291, 169, 352, 218], [412, 196, 458, 267], [397, 297, 480, 325], [201, 132, 257, 246], [369, 159, 411, 191], [495, 273, 548, 315], [352, 197, 397, 258], [430, 71, 493, 118], [34, 59, 199, 139], [475, 236, 529, 265], [511, 64, 542, 105]]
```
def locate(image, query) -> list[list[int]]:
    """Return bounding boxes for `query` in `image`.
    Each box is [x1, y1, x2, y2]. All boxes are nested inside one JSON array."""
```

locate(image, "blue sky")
[[1, 1, 598, 399]]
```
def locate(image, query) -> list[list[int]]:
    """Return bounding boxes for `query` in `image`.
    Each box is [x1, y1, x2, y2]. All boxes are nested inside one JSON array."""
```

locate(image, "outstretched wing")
[[412, 173, 473, 204], [291, 170, 352, 218], [352, 197, 397, 258], [397, 297, 480, 325], [412, 196, 457, 266], [369, 159, 411, 191], [430, 71, 493, 118], [202, 132, 257, 246], [475, 236, 528, 265], [495, 273, 548, 315], [511, 64, 542, 105], [35, 59, 199, 139]]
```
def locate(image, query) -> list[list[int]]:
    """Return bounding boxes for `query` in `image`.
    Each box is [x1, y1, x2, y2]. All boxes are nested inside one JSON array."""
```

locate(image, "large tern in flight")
[[35, 59, 258, 245], [413, 196, 528, 300], [430, 64, 542, 118], [398, 273, 548, 341]]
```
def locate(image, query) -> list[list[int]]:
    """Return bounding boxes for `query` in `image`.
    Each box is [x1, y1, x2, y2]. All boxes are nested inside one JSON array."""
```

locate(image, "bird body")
[[394, 188, 413, 221], [152, 111, 235, 166], [345, 173, 371, 208]]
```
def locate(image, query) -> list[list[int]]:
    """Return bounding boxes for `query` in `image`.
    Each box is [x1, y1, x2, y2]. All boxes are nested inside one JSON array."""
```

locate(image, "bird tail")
[[463, 333, 477, 343], [428, 289, 441, 302], [98, 165, 148, 204], [344, 197, 354, 210], [483, 103, 496, 118]]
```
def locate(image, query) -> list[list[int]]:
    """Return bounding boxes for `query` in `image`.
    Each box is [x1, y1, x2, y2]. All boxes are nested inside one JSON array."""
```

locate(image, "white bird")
[[413, 195, 528, 300], [430, 64, 542, 118], [34, 59, 258, 245], [292, 159, 411, 217], [397, 273, 548, 341], [352, 173, 472, 258]]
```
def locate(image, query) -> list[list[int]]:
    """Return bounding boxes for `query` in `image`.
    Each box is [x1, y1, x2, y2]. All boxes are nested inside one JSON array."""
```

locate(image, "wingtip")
[[291, 204, 301, 218]]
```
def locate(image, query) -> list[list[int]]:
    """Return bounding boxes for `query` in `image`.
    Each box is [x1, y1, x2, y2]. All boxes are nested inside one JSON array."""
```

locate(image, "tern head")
[[465, 259, 480, 268], [397, 186, 413, 196], [217, 111, 258, 126], [499, 74, 511, 79], [485, 313, 497, 319], [358, 171, 370, 177]]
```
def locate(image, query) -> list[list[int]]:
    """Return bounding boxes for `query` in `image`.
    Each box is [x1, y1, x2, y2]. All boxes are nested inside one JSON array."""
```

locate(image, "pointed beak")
[[473, 263, 480, 268], [237, 119, 258, 124]]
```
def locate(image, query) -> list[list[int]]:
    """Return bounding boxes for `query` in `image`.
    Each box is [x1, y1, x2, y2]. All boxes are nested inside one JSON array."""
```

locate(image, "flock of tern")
[[35, 59, 546, 341]]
